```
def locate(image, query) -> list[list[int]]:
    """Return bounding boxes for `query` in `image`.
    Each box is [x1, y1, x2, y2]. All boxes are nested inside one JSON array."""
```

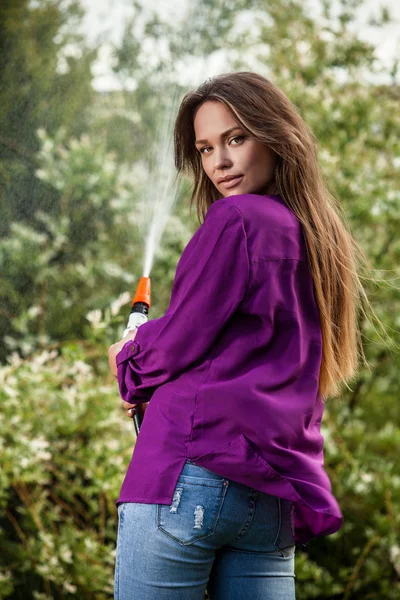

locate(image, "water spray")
[[117, 89, 181, 437], [123, 276, 151, 436]]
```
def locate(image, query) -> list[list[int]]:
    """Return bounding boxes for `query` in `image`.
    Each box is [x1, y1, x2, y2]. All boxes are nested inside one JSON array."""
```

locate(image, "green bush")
[[0, 337, 133, 599]]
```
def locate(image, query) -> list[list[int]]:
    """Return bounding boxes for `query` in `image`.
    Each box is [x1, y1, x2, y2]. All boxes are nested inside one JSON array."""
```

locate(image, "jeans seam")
[[115, 504, 127, 600], [290, 503, 296, 538], [273, 497, 284, 557], [229, 490, 258, 544]]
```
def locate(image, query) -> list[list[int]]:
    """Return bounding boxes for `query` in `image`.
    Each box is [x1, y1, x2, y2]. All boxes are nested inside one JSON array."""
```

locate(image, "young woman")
[[108, 71, 373, 600]]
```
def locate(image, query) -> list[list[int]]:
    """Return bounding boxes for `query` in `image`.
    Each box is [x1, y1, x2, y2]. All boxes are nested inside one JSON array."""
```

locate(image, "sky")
[[77, 0, 400, 91]]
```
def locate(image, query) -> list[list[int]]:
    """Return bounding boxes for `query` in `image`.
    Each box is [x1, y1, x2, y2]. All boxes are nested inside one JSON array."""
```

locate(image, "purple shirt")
[[115, 193, 343, 544]]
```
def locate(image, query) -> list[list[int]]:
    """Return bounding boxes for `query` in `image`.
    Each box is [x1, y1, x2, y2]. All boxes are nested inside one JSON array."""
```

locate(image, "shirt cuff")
[[116, 340, 140, 366], [116, 338, 155, 404]]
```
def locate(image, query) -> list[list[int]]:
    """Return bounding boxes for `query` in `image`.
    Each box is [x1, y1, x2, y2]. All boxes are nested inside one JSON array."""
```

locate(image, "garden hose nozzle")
[[123, 276, 151, 436]]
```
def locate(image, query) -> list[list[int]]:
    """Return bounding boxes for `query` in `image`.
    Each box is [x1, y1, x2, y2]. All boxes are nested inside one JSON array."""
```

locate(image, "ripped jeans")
[[114, 459, 296, 600]]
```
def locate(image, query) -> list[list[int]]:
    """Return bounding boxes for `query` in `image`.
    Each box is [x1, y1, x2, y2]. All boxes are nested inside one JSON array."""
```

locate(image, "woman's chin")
[[223, 184, 246, 197]]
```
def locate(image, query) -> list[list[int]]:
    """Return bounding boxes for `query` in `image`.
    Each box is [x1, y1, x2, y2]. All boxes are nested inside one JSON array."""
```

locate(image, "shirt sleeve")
[[116, 200, 250, 404]]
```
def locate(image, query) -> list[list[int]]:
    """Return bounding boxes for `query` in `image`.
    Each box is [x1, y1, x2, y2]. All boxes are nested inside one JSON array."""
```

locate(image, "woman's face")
[[193, 100, 277, 198]]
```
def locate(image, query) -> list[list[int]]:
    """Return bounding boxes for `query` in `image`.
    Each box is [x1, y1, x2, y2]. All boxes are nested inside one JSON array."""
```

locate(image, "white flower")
[[29, 437, 52, 461], [360, 472, 373, 484], [390, 545, 400, 576], [42, 140, 54, 153], [63, 581, 77, 593], [110, 291, 131, 316], [3, 384, 18, 398], [28, 305, 44, 318], [60, 545, 73, 564], [7, 352, 24, 367], [30, 349, 58, 373], [86, 309, 102, 326]]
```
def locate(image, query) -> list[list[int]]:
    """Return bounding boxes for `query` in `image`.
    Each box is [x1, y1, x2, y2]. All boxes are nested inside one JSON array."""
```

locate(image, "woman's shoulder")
[[217, 194, 306, 261], [225, 193, 297, 222]]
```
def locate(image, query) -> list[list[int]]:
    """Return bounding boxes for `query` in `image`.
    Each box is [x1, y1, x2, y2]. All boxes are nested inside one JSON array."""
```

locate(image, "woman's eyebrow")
[[195, 126, 243, 146]]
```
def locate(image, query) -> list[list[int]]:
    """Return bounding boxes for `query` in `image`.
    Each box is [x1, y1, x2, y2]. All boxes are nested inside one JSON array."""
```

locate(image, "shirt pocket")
[[156, 472, 229, 545]]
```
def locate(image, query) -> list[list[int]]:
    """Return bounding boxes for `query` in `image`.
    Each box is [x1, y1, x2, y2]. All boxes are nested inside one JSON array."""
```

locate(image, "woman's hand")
[[123, 400, 137, 419], [108, 328, 138, 379], [108, 329, 138, 418]]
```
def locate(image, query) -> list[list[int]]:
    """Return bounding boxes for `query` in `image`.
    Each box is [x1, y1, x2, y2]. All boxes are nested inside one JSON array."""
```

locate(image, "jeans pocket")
[[156, 472, 229, 545]]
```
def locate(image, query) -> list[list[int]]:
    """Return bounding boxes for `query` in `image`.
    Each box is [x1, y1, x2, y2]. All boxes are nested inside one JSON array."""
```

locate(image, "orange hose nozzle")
[[132, 277, 151, 308]]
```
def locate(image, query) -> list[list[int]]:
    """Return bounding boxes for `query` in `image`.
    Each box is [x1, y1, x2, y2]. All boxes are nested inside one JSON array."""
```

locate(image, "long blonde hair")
[[174, 71, 390, 400]]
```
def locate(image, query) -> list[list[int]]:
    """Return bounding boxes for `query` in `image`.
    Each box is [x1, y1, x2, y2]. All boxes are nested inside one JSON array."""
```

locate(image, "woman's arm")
[[114, 200, 250, 405]]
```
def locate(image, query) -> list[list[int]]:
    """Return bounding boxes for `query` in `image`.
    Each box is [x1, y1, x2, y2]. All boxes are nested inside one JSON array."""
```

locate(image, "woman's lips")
[[219, 175, 244, 189]]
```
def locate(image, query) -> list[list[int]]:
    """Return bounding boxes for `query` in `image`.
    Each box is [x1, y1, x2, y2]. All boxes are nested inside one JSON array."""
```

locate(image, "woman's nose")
[[214, 147, 232, 171]]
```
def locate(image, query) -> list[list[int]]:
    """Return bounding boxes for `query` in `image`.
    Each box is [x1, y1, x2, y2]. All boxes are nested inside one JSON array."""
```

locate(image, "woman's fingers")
[[123, 401, 137, 418], [108, 329, 138, 378]]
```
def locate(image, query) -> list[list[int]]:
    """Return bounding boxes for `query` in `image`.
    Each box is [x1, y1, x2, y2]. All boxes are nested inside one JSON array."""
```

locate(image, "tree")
[[0, 0, 96, 235]]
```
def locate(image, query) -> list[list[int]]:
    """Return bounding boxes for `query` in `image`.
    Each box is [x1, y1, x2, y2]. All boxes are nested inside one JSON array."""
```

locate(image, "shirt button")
[[130, 344, 136, 352]]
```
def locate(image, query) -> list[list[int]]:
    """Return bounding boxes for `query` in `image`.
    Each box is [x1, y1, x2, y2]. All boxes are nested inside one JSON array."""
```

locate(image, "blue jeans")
[[114, 459, 296, 599]]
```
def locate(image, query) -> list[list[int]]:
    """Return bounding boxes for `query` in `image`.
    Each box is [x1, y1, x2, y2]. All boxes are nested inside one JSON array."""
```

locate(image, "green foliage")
[[0, 125, 193, 361], [0, 0, 96, 234], [0, 333, 131, 598]]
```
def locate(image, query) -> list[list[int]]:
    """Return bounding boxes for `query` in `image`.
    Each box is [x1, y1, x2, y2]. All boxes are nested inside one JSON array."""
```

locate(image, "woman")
[[108, 72, 373, 599]]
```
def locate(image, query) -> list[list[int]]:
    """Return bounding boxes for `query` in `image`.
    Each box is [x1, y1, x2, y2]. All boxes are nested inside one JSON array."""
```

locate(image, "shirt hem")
[[115, 496, 173, 506]]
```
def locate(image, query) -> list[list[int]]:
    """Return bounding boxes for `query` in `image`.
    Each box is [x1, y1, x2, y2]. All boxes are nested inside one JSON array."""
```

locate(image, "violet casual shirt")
[[115, 193, 344, 545]]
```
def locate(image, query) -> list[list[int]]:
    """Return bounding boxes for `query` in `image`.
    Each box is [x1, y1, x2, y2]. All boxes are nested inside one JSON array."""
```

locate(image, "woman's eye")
[[199, 136, 244, 154], [231, 135, 245, 145]]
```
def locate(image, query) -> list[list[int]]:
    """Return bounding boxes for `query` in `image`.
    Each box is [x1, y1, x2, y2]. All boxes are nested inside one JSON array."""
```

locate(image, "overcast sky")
[[77, 0, 399, 91]]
